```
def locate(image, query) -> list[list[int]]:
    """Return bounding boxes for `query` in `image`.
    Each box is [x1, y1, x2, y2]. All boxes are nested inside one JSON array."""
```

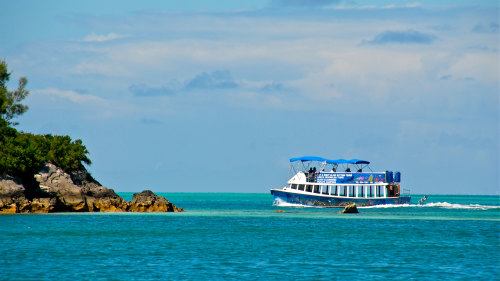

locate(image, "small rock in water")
[[340, 202, 359, 214], [128, 190, 184, 212]]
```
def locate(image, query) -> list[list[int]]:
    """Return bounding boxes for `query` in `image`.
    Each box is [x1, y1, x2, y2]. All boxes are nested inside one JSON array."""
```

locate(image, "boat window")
[[322, 185, 329, 195], [360, 185, 364, 197], [339, 186, 346, 196], [298, 184, 305, 191], [291, 184, 297, 189], [306, 185, 313, 192], [349, 186, 355, 197], [313, 185, 320, 193], [333, 185, 338, 196]]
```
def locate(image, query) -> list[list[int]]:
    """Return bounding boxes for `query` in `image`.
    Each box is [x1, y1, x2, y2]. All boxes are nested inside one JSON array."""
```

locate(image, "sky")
[[1, 0, 498, 194]]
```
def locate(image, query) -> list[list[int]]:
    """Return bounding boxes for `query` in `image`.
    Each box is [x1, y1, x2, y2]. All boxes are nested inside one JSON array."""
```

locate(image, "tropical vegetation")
[[0, 59, 91, 181]]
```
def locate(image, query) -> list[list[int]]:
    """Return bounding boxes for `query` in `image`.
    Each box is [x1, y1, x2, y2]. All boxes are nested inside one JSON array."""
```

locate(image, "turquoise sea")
[[1, 194, 499, 280]]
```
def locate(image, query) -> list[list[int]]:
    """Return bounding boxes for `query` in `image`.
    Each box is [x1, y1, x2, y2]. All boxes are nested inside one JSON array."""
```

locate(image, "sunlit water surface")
[[1, 194, 499, 280]]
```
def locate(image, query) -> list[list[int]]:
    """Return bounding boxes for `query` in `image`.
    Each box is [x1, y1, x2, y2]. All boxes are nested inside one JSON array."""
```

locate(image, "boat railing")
[[402, 188, 411, 197]]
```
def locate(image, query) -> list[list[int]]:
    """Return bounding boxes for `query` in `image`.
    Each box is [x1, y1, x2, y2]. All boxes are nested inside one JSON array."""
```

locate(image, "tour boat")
[[270, 156, 411, 207]]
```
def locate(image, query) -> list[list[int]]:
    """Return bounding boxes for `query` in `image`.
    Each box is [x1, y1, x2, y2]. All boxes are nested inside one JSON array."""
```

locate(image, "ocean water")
[[0, 194, 499, 280]]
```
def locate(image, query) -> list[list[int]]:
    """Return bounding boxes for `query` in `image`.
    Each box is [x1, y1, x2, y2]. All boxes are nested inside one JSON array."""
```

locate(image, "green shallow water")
[[1, 194, 499, 280]]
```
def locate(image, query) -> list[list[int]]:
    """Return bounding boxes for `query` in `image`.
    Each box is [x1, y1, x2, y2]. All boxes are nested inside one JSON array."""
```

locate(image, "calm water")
[[1, 194, 499, 280]]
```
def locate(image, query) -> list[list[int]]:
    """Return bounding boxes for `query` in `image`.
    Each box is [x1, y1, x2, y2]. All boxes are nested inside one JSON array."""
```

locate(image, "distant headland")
[[0, 59, 183, 213]]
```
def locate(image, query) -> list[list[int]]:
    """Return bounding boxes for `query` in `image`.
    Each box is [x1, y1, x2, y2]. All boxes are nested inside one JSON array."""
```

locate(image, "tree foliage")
[[0, 60, 29, 126], [44, 135, 92, 172], [0, 129, 46, 179], [0, 60, 92, 180], [0, 124, 92, 179]]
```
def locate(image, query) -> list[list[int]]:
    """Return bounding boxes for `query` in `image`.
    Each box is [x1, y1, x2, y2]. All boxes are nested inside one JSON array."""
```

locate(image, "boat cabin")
[[285, 156, 407, 199]]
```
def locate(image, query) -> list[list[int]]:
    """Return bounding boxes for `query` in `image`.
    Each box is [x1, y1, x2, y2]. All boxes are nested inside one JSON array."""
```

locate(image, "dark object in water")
[[340, 202, 359, 214]]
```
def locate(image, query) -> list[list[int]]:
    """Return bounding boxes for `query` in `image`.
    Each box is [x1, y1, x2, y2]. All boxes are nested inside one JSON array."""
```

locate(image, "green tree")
[[0, 130, 45, 180], [0, 59, 29, 126], [0, 60, 92, 179], [44, 135, 92, 172]]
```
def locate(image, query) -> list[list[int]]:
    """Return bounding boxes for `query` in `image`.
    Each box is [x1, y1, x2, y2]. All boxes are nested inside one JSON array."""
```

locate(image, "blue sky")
[[1, 0, 498, 194]]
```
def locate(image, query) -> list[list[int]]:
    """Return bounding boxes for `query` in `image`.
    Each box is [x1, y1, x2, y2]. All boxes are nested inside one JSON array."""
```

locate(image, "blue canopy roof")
[[290, 156, 369, 165], [328, 158, 370, 165], [289, 156, 327, 162], [347, 159, 370, 165]]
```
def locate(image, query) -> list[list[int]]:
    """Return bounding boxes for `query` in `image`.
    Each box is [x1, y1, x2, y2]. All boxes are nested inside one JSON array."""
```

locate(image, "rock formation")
[[339, 202, 359, 214], [0, 176, 26, 213], [0, 163, 183, 213], [128, 190, 183, 212], [34, 163, 129, 212]]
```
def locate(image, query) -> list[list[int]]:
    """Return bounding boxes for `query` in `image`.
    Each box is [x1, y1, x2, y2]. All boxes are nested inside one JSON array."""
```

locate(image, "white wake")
[[421, 202, 500, 210], [273, 198, 313, 208], [273, 197, 500, 210], [360, 204, 413, 209], [361, 202, 500, 210]]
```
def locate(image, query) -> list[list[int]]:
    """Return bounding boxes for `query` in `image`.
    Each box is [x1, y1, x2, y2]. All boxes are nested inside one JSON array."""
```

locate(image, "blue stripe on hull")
[[271, 189, 411, 207]]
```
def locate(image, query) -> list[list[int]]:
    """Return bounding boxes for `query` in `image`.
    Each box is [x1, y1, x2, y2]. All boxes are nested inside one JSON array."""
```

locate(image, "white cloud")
[[32, 88, 152, 120], [292, 48, 424, 102], [330, 2, 421, 10], [34, 88, 106, 104], [15, 6, 500, 115], [82, 32, 126, 42], [449, 52, 499, 82]]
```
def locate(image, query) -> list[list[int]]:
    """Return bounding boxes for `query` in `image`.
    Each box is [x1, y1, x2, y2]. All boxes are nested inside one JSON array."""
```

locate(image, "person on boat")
[[345, 168, 351, 172], [357, 169, 362, 172], [331, 167, 336, 172], [307, 167, 315, 182]]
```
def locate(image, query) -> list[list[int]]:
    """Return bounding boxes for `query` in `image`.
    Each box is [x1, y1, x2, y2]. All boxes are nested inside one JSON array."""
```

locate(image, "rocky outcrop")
[[128, 190, 183, 212], [35, 163, 87, 211], [339, 202, 359, 214], [0, 163, 183, 213], [34, 163, 128, 212], [22, 197, 57, 213], [85, 186, 129, 212], [0, 176, 26, 213]]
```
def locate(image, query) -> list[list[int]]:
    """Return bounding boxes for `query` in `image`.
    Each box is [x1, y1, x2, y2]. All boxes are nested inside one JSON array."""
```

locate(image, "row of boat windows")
[[289, 184, 386, 198]]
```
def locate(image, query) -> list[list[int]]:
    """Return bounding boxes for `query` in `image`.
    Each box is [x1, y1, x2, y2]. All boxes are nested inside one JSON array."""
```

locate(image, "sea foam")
[[273, 198, 313, 208], [274, 199, 500, 210], [421, 202, 500, 210], [361, 202, 500, 210]]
